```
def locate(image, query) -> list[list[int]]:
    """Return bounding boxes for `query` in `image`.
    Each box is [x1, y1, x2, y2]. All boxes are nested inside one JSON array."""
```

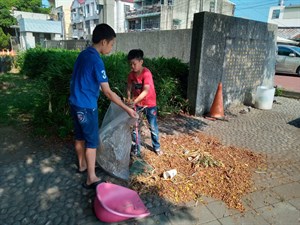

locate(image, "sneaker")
[[155, 149, 163, 156]]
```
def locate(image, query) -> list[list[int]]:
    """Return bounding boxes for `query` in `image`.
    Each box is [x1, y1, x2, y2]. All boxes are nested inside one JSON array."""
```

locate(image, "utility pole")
[[215, 0, 218, 13], [186, 0, 191, 28], [200, 0, 203, 12]]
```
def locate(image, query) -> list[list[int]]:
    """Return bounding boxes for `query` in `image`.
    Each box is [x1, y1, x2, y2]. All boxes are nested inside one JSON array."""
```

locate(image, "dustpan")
[[94, 182, 150, 223]]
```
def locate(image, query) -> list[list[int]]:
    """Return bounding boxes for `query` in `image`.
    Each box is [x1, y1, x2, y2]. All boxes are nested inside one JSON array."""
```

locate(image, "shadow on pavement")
[[159, 114, 208, 135], [288, 117, 300, 128], [0, 126, 197, 225]]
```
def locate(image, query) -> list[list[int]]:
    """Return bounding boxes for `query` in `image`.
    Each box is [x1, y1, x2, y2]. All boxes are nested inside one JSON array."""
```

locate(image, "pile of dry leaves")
[[130, 131, 266, 212]]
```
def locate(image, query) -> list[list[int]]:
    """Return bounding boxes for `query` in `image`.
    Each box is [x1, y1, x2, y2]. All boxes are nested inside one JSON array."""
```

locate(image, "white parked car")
[[276, 44, 300, 76]]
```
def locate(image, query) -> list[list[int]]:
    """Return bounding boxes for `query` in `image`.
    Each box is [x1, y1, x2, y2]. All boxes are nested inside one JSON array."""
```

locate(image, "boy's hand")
[[125, 98, 135, 108], [127, 108, 139, 118]]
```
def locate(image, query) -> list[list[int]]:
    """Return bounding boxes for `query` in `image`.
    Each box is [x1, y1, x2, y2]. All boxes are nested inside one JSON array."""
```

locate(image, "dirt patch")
[[130, 115, 266, 212]]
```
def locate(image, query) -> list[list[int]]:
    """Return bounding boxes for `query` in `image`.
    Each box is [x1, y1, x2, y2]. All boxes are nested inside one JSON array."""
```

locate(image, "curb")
[[280, 90, 300, 99]]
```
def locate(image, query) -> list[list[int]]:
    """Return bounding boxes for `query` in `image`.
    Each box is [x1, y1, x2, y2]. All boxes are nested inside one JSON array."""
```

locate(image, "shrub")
[[0, 55, 15, 73], [19, 48, 189, 138]]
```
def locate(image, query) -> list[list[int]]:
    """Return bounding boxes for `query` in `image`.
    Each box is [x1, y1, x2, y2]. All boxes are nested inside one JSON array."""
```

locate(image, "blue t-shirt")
[[69, 47, 108, 109]]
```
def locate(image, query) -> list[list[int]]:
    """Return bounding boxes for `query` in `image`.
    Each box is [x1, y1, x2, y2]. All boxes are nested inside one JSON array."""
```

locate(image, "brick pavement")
[[275, 74, 300, 93], [0, 96, 300, 225]]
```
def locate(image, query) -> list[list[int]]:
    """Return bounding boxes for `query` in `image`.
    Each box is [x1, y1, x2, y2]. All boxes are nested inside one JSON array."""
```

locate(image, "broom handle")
[[134, 105, 139, 152], [134, 106, 147, 153]]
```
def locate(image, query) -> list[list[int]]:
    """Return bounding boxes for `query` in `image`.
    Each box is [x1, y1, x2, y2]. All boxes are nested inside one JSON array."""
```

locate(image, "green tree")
[[0, 0, 50, 49], [0, 27, 10, 49]]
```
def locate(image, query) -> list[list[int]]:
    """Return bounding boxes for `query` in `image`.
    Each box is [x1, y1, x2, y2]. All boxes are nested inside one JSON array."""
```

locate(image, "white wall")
[[113, 29, 192, 63], [20, 32, 36, 49], [268, 6, 300, 27], [104, 0, 115, 29], [172, 0, 234, 29]]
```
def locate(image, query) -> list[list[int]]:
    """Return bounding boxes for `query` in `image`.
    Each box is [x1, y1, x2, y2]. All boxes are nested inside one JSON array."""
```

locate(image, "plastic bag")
[[96, 102, 137, 180]]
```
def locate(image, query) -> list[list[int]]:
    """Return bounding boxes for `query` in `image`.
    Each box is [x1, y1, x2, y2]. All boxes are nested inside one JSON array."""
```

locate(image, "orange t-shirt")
[[127, 67, 157, 107]]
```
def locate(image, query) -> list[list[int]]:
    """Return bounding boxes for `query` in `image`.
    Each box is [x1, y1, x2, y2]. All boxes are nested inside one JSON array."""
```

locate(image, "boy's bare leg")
[[75, 140, 87, 171], [85, 148, 100, 185]]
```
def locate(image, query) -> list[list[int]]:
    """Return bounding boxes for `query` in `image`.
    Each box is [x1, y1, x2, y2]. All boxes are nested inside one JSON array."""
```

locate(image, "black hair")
[[127, 49, 144, 61], [92, 23, 116, 44]]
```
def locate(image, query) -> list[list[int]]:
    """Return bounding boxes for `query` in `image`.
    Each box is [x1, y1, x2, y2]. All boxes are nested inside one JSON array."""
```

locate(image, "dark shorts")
[[70, 104, 99, 149]]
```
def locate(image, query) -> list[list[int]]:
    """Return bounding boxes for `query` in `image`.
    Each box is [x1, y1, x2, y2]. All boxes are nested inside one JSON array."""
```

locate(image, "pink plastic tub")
[[94, 182, 150, 223]]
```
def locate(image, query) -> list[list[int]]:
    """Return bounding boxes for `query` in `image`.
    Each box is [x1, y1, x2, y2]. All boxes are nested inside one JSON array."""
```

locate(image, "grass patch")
[[275, 86, 283, 96], [0, 73, 43, 126]]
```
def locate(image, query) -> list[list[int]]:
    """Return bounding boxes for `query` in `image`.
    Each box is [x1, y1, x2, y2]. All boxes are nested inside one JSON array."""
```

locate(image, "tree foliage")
[[0, 0, 50, 49], [0, 28, 10, 49]]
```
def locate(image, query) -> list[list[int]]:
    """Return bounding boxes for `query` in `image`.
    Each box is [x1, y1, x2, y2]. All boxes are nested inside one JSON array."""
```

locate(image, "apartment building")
[[68, 0, 234, 38], [115, 0, 135, 33], [49, 0, 74, 39], [70, 0, 133, 39], [125, 0, 235, 31], [268, 2, 300, 41]]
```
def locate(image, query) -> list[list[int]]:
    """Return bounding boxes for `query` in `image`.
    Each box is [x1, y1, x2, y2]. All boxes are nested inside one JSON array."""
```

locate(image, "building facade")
[[268, 3, 300, 41], [49, 0, 74, 39], [125, 0, 235, 32], [70, 0, 133, 39], [69, 0, 235, 38], [11, 10, 62, 50], [172, 0, 235, 29]]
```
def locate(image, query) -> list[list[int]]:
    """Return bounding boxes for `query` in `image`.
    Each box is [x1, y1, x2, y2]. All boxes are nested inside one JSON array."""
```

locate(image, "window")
[[272, 9, 280, 19], [91, 3, 94, 16], [129, 20, 136, 30], [86, 5, 90, 15], [278, 47, 292, 56], [97, 4, 103, 14], [79, 7, 83, 15], [124, 5, 130, 13], [210, 1, 215, 12]]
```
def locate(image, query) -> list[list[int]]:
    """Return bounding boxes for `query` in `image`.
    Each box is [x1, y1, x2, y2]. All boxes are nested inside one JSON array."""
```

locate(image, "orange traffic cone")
[[207, 82, 225, 120]]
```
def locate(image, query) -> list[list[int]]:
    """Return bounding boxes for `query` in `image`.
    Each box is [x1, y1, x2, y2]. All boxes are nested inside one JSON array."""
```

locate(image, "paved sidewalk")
[[0, 96, 299, 225], [275, 74, 300, 93]]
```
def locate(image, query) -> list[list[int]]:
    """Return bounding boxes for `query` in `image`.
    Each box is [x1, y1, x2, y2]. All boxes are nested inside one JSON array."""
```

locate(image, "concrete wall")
[[187, 12, 277, 116], [113, 29, 192, 62]]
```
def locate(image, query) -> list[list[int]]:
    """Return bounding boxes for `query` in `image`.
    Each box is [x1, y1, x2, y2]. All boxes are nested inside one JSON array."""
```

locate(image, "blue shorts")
[[70, 104, 99, 149]]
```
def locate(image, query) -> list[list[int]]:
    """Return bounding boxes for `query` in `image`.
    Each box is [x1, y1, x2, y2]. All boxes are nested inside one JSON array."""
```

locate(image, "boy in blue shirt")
[[69, 24, 137, 189]]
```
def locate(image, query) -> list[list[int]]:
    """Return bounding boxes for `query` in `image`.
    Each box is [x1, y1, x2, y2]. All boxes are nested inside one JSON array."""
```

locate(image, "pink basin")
[[94, 182, 150, 223]]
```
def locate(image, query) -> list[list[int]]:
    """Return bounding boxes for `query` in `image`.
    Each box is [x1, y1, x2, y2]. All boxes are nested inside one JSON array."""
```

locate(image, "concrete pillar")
[[187, 12, 277, 116], [104, 0, 115, 30], [24, 32, 35, 49]]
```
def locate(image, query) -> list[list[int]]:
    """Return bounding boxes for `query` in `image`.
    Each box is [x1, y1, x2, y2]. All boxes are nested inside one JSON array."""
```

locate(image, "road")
[[274, 73, 300, 93]]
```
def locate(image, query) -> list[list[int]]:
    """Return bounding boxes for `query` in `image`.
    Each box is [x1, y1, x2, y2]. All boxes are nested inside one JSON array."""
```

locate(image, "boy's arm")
[[133, 84, 149, 105], [100, 82, 137, 118]]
